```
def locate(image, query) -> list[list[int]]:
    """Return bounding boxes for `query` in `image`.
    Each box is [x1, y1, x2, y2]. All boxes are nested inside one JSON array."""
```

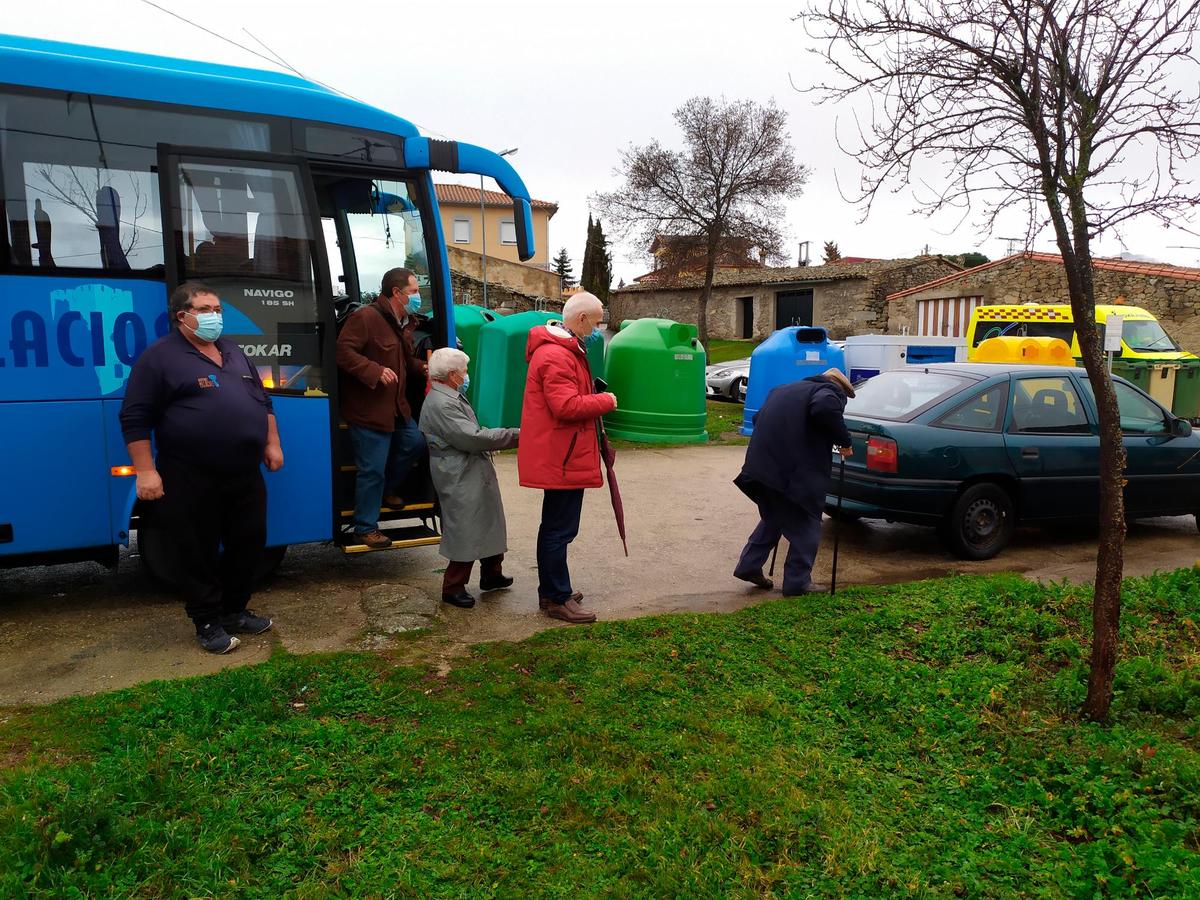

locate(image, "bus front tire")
[[137, 527, 287, 589]]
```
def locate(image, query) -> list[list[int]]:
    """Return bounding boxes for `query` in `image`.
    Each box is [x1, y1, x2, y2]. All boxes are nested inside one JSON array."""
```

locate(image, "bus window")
[[1, 89, 271, 273], [341, 179, 431, 300], [168, 158, 322, 391]]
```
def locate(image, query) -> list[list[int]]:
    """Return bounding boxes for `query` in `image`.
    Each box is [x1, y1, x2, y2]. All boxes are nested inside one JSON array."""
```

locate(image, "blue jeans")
[[536, 488, 585, 603], [348, 420, 426, 534]]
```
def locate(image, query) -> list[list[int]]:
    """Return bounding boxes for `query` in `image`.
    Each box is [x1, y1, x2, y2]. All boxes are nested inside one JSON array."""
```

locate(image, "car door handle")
[[1021, 447, 1039, 459]]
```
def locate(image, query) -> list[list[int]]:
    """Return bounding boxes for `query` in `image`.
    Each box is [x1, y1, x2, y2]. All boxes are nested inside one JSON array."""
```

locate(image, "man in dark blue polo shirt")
[[120, 281, 284, 653]]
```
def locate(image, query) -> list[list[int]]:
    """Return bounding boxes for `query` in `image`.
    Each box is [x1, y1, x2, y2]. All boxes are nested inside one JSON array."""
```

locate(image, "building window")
[[499, 219, 517, 245], [452, 217, 471, 243]]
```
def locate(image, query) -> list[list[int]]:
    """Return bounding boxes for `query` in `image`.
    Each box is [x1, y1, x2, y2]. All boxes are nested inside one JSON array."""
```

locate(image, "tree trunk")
[[1052, 194, 1127, 723], [696, 247, 718, 349]]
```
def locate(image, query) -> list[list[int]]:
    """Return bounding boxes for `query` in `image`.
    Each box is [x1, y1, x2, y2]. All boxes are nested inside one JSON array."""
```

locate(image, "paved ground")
[[2, 444, 1196, 705]]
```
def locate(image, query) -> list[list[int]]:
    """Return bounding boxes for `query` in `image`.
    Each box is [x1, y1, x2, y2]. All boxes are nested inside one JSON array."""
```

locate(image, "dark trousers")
[[734, 488, 823, 595], [153, 456, 267, 628], [442, 554, 504, 598], [536, 488, 585, 604]]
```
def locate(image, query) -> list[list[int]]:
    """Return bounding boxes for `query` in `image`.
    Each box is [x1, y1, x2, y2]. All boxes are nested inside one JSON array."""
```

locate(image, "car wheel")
[[942, 483, 1014, 560], [732, 377, 747, 403]]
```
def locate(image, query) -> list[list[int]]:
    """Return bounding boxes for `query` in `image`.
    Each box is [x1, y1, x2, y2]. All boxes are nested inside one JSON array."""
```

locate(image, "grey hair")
[[429, 347, 470, 381], [562, 291, 602, 323]]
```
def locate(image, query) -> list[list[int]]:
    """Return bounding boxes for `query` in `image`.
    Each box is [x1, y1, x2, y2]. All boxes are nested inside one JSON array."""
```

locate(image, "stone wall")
[[447, 246, 562, 301], [887, 257, 1200, 351], [610, 258, 960, 340], [450, 270, 563, 315]]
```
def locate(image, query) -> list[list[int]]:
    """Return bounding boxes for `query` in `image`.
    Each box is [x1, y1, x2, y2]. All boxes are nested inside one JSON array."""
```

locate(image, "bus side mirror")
[[1171, 417, 1193, 438]]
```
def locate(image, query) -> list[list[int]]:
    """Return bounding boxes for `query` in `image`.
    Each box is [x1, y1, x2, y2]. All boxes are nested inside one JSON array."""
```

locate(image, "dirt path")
[[2, 445, 1196, 705]]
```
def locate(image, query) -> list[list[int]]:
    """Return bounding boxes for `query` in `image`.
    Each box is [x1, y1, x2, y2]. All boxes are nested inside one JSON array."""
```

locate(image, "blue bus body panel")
[[0, 276, 169, 400], [261, 395, 333, 547], [0, 401, 111, 554], [0, 34, 419, 138], [102, 399, 137, 545]]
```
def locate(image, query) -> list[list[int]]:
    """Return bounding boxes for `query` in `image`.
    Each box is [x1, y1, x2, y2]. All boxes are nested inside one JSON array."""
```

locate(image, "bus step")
[[341, 523, 440, 554], [339, 502, 435, 518]]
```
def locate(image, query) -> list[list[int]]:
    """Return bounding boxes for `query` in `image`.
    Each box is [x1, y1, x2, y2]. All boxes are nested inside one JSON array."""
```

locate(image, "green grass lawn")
[[706, 339, 761, 365], [706, 398, 747, 443], [3, 571, 1199, 896]]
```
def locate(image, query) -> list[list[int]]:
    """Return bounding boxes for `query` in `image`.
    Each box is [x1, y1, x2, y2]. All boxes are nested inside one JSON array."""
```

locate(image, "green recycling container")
[[1172, 358, 1200, 421], [452, 304, 499, 404], [1112, 358, 1151, 394], [473, 310, 559, 428], [603, 318, 707, 444]]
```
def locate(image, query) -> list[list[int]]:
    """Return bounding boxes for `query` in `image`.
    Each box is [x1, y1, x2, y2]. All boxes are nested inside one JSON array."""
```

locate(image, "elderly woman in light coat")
[[419, 347, 519, 608]]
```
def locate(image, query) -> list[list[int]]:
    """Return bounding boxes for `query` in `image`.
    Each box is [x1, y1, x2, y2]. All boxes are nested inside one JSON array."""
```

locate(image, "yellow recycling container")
[[973, 336, 1074, 366]]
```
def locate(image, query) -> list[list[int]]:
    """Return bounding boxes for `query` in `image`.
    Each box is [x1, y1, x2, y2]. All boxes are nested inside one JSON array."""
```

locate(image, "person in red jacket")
[[518, 292, 619, 624]]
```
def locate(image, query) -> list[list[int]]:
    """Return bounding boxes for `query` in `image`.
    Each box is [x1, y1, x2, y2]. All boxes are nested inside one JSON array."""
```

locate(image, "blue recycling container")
[[740, 327, 847, 436]]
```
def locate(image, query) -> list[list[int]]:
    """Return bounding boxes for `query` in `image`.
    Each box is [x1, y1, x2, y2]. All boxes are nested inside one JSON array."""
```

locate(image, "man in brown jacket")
[[336, 267, 429, 548]]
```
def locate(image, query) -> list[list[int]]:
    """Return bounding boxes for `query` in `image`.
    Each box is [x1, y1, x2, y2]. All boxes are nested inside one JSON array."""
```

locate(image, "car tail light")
[[866, 436, 898, 473]]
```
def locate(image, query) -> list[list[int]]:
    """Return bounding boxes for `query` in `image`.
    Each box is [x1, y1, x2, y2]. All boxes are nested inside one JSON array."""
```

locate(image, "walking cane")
[[830, 453, 847, 596], [767, 539, 780, 578]]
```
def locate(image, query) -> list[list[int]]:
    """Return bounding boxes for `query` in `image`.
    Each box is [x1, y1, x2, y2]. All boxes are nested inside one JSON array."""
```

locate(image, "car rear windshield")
[[846, 370, 971, 421]]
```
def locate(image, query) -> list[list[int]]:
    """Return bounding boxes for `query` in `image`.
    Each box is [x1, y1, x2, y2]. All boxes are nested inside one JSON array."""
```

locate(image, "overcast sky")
[[9, 0, 1200, 283]]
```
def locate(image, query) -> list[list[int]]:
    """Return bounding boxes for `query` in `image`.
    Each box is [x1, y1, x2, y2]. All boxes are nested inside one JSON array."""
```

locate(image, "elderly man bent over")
[[419, 348, 519, 608], [733, 368, 855, 596]]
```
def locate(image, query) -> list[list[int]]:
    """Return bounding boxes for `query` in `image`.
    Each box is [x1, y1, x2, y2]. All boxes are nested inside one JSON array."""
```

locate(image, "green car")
[[826, 363, 1200, 559]]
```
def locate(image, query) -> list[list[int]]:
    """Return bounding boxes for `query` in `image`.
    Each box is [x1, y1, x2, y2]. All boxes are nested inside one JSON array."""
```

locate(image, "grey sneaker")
[[197, 623, 241, 654], [221, 610, 274, 635]]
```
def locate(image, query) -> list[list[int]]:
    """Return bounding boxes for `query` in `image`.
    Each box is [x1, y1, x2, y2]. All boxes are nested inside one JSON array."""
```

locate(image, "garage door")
[[918, 296, 983, 337]]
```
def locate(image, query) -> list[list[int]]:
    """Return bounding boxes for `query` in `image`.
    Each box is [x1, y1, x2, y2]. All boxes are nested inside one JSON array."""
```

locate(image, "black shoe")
[[479, 574, 514, 592], [789, 582, 829, 595], [442, 591, 476, 608], [196, 623, 240, 654], [221, 610, 274, 634], [734, 571, 774, 590]]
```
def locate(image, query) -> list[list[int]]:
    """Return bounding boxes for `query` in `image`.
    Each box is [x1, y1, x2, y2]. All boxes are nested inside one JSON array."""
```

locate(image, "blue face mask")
[[457, 374, 470, 395], [406, 293, 422, 314], [584, 327, 603, 346], [187, 311, 223, 342]]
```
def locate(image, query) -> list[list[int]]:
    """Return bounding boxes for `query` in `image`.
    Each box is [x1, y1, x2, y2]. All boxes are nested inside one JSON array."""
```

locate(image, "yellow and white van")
[[965, 303, 1194, 362]]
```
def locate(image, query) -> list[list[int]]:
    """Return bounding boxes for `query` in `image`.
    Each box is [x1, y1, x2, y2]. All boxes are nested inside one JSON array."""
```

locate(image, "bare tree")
[[804, 0, 1200, 720], [593, 97, 809, 346], [33, 165, 150, 259]]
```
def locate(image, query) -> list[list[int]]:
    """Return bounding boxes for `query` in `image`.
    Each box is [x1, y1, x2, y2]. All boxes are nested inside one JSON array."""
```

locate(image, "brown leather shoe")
[[358, 530, 392, 550], [545, 598, 596, 624], [382, 495, 405, 509], [539, 591, 582, 611]]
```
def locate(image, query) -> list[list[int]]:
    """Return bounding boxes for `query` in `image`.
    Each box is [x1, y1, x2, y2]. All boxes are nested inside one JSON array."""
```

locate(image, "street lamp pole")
[[481, 147, 517, 308]]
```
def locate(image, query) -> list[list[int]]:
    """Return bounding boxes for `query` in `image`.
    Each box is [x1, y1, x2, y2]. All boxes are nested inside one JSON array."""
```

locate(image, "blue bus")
[[0, 34, 536, 580]]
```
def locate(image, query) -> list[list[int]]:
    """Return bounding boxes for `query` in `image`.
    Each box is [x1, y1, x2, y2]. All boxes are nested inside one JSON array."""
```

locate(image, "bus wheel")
[[137, 523, 182, 588], [138, 528, 287, 589], [255, 545, 288, 585]]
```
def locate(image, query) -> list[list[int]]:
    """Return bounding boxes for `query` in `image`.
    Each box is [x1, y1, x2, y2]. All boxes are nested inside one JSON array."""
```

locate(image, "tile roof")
[[887, 251, 1200, 301], [617, 256, 946, 292], [434, 183, 558, 213]]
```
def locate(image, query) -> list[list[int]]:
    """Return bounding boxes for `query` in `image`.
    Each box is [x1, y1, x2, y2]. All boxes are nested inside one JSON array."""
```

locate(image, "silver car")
[[706, 358, 750, 402]]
